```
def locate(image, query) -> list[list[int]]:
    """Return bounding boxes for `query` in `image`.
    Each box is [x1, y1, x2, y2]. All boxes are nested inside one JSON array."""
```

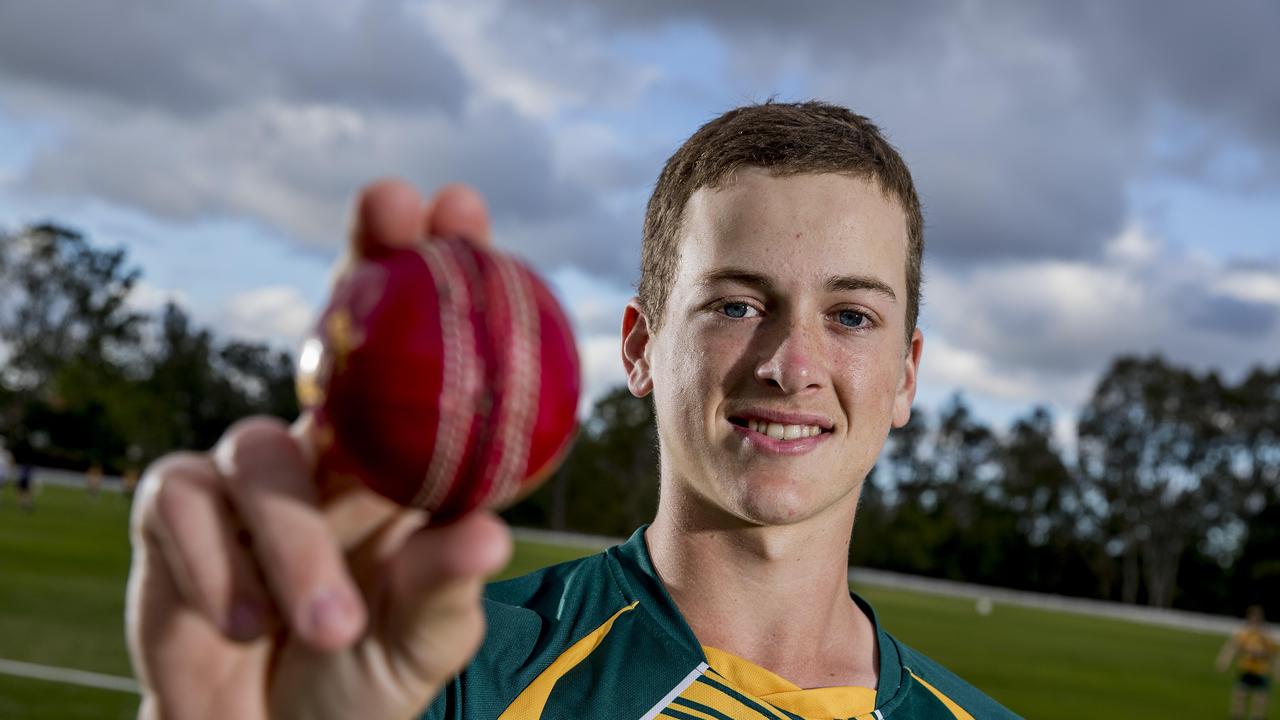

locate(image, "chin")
[[726, 471, 860, 528], [730, 482, 822, 527]]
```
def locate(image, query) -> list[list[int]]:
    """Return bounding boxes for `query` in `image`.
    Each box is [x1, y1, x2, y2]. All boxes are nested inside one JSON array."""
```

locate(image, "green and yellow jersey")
[[1234, 627, 1278, 677], [424, 527, 1020, 719]]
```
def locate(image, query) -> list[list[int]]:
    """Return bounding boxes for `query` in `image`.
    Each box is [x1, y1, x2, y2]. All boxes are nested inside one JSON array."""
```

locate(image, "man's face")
[[624, 170, 922, 527]]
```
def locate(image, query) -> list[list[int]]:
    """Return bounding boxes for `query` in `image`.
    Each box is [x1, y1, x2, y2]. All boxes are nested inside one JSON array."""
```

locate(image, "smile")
[[727, 412, 834, 440], [729, 417, 826, 440]]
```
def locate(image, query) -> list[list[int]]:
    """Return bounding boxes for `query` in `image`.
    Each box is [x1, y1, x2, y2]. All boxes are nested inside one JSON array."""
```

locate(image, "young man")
[[1217, 605, 1279, 720], [0, 439, 11, 503], [128, 102, 1018, 719]]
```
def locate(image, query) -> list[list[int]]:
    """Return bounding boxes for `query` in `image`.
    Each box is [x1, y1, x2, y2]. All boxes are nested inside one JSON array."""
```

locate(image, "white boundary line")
[[847, 566, 1252, 637], [0, 658, 139, 694]]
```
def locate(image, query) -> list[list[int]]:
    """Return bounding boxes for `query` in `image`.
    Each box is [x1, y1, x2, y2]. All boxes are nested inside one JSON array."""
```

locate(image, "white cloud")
[[418, 0, 657, 120], [24, 100, 445, 249], [921, 225, 1280, 413], [577, 332, 628, 418], [1105, 223, 1161, 265], [546, 266, 634, 416], [218, 285, 317, 348], [919, 335, 1044, 403], [1213, 268, 1280, 305]]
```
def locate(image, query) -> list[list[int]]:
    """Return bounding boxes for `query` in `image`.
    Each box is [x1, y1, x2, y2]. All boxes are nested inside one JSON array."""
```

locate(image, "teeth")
[[745, 419, 822, 440]]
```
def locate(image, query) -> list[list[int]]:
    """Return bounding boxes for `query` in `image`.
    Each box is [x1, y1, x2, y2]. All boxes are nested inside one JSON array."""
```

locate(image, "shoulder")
[[425, 543, 690, 719], [485, 550, 615, 605], [893, 636, 1023, 720], [476, 550, 636, 678], [482, 549, 629, 630], [425, 551, 627, 719]]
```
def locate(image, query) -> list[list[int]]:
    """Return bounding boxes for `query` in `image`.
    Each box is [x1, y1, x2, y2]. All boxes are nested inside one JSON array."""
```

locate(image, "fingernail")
[[227, 601, 263, 641], [304, 589, 354, 643]]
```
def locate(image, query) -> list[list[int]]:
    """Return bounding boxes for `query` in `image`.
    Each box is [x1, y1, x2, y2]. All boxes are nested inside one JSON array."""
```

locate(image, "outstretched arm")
[[1216, 635, 1237, 673], [127, 180, 513, 720]]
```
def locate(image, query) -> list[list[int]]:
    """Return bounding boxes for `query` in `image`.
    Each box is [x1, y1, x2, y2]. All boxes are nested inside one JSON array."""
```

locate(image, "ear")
[[891, 328, 924, 428], [621, 299, 655, 398]]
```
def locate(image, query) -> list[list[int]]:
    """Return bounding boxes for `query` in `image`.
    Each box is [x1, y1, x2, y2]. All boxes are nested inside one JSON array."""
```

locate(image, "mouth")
[[727, 414, 834, 441]]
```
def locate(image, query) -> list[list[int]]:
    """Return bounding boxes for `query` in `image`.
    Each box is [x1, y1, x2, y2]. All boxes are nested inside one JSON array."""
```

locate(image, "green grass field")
[[0, 484, 1261, 718]]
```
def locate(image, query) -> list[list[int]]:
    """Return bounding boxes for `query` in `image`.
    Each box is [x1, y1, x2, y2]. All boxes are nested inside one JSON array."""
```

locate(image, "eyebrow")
[[697, 268, 898, 302]]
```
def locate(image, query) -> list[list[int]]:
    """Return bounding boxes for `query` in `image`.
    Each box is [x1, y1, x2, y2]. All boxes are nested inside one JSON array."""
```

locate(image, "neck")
[[645, 483, 879, 689]]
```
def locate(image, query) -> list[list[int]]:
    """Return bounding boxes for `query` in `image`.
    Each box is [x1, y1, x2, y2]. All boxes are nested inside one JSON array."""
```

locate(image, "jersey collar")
[[608, 524, 904, 704]]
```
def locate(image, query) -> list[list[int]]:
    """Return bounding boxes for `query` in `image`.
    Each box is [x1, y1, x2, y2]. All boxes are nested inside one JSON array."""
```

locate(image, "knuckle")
[[131, 452, 212, 536], [215, 415, 302, 485], [223, 415, 293, 456]]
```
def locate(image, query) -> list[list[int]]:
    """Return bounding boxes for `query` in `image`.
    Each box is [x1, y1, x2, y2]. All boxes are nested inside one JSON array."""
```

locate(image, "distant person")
[[16, 462, 35, 511], [0, 438, 11, 499], [1217, 605, 1279, 720], [122, 466, 140, 501], [0, 441, 11, 505], [85, 463, 103, 500]]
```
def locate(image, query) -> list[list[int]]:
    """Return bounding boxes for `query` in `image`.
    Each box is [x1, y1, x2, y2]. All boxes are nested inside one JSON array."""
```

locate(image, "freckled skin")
[[634, 170, 923, 529]]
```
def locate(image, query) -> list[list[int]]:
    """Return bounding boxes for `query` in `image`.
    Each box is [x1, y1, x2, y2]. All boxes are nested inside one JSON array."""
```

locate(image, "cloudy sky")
[[2, 1, 1277, 440]]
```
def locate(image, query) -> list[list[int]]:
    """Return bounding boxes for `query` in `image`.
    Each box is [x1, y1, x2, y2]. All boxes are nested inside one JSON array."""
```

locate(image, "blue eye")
[[836, 309, 867, 328], [722, 302, 751, 318]]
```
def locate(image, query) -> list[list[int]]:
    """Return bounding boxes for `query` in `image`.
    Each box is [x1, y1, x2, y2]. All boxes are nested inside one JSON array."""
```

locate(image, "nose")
[[754, 315, 827, 393]]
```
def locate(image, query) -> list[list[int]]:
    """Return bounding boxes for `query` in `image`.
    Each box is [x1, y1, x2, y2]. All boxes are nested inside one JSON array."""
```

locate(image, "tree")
[[0, 223, 144, 391], [220, 340, 300, 423], [125, 303, 300, 458], [504, 386, 659, 537], [1226, 367, 1280, 618], [999, 406, 1094, 595], [1077, 356, 1232, 607], [0, 223, 145, 464], [853, 407, 943, 573]]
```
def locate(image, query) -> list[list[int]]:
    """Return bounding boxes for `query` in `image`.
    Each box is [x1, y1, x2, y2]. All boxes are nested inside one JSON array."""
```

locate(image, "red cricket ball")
[[296, 237, 580, 523]]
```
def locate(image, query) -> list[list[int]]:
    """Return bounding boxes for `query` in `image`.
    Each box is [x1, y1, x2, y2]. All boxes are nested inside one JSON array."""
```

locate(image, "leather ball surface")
[[297, 237, 580, 522]]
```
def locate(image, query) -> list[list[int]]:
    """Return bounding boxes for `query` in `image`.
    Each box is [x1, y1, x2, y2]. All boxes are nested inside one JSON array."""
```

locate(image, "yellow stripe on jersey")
[[498, 600, 640, 720], [910, 671, 975, 720], [701, 646, 876, 718]]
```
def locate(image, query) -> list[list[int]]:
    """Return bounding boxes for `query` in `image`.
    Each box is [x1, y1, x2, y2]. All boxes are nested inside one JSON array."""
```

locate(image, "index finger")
[[213, 417, 366, 650], [424, 182, 492, 248]]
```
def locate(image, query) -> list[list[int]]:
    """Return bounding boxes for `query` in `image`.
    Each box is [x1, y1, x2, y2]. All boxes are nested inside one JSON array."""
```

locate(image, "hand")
[[126, 180, 513, 720]]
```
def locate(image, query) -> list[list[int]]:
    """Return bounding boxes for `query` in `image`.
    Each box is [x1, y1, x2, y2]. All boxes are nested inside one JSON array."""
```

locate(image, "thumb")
[[380, 513, 512, 691]]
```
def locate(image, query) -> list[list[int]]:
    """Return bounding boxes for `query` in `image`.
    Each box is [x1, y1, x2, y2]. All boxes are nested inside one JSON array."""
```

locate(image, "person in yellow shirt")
[[1217, 605, 1279, 720]]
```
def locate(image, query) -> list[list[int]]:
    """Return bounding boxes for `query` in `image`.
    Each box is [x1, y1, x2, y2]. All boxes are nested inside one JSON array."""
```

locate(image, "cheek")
[[836, 346, 904, 425], [671, 326, 738, 393], [653, 332, 718, 429]]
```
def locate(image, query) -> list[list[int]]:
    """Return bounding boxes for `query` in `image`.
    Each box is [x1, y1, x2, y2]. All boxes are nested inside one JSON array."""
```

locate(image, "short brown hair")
[[638, 100, 924, 344]]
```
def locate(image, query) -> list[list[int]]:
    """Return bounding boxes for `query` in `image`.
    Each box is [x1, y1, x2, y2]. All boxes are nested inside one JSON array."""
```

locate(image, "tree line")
[[0, 223, 297, 472], [3, 222, 1277, 618]]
